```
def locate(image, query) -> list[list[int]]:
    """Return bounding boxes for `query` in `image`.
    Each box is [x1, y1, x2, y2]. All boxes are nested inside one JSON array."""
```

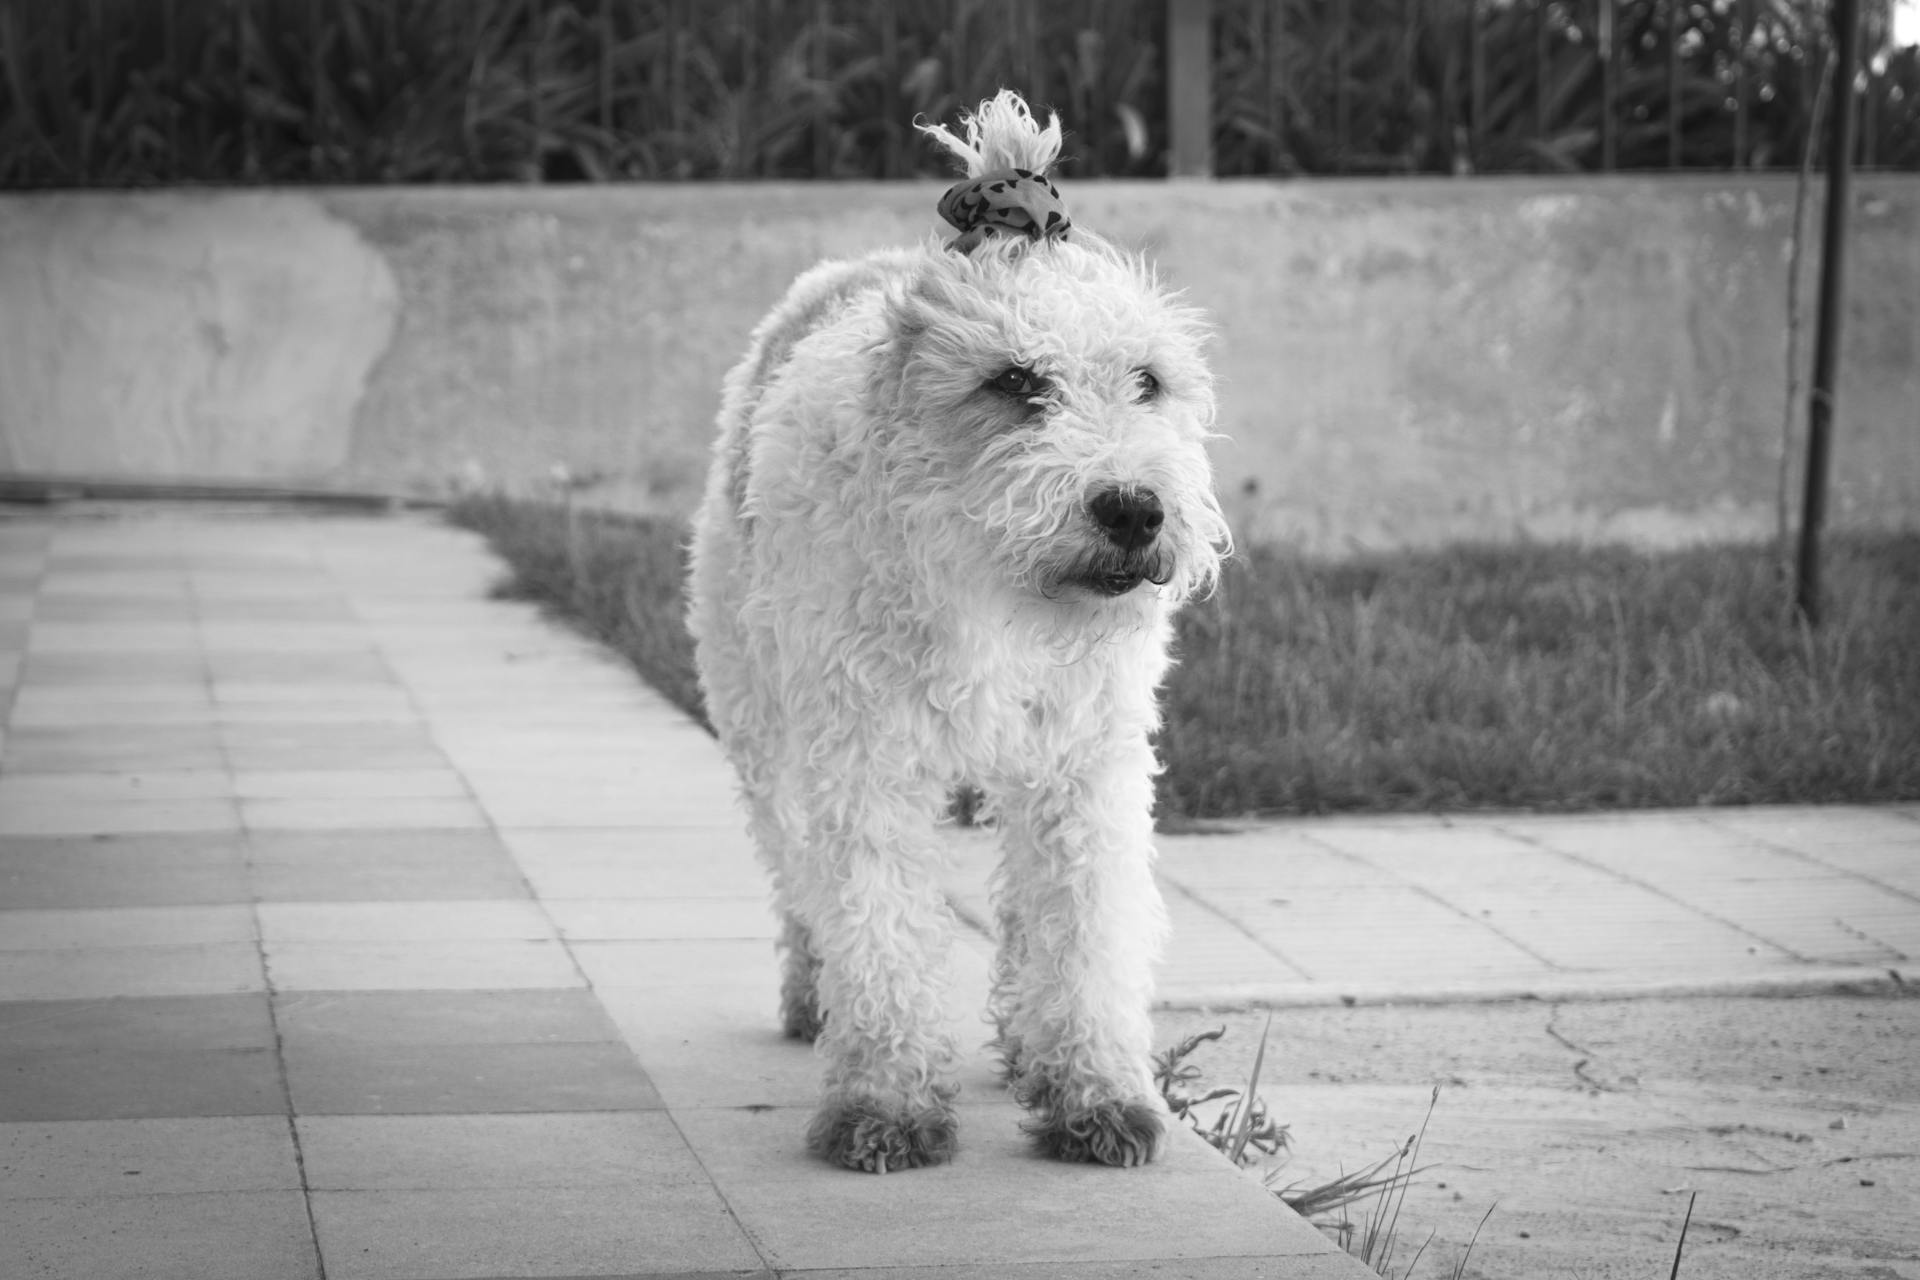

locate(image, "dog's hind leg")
[[794, 768, 962, 1173], [744, 786, 822, 1042], [774, 908, 825, 1041], [993, 742, 1171, 1167], [726, 748, 823, 1042]]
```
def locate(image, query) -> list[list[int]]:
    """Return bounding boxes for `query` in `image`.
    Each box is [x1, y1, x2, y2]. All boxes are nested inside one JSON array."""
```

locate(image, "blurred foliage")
[[1213, 0, 1917, 174], [0, 0, 1913, 187]]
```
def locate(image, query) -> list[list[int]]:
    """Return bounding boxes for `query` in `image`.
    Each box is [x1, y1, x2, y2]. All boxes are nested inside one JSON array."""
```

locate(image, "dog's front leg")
[[795, 773, 962, 1173], [996, 742, 1171, 1166]]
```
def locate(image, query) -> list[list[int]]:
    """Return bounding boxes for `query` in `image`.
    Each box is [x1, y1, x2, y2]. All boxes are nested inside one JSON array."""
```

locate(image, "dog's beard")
[[1041, 543, 1178, 601]]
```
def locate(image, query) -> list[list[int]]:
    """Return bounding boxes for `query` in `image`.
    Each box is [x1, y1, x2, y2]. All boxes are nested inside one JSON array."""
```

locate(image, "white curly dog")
[[688, 91, 1230, 1173]]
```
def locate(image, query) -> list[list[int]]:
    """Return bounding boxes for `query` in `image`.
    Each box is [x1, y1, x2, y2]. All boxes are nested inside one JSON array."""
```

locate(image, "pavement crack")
[[1833, 916, 1909, 962], [1544, 1005, 1628, 1095]]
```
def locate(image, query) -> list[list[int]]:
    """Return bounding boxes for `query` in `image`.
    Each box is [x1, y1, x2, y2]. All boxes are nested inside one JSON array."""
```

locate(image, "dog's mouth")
[[1085, 569, 1149, 596], [1053, 549, 1174, 599]]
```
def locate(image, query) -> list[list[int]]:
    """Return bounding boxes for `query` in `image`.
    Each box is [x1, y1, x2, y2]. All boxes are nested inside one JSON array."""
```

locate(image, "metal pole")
[[1534, 0, 1548, 141], [1796, 0, 1861, 627], [1269, 0, 1288, 173], [310, 0, 325, 178], [1598, 0, 1615, 171], [88, 0, 105, 182], [1666, 0, 1680, 168], [1168, 0, 1212, 177], [880, 0, 899, 177], [1733, 0, 1750, 167], [528, 0, 543, 179], [599, 0, 613, 136], [1333, 0, 1349, 172], [810, 0, 828, 177], [164, 0, 180, 178], [236, 0, 256, 181], [1470, 0, 1486, 169]]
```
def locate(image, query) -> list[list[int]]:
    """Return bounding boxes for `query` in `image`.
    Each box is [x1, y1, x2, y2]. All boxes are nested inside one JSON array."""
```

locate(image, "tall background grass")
[[2, 0, 1915, 187], [1159, 535, 1920, 816]]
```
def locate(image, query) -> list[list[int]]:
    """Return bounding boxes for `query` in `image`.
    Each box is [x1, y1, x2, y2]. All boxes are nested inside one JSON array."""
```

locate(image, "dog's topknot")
[[917, 89, 1063, 178], [921, 91, 1071, 251]]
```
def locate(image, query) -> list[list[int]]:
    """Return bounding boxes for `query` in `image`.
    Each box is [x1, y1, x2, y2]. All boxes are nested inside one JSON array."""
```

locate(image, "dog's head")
[[868, 93, 1230, 615]]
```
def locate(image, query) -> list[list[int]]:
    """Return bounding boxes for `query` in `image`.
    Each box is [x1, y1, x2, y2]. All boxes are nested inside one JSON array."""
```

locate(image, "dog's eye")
[[988, 366, 1044, 399], [1133, 369, 1161, 403]]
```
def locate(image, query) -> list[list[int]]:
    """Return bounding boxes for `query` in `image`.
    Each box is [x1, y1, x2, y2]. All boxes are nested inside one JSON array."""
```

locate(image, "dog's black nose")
[[1089, 487, 1164, 551]]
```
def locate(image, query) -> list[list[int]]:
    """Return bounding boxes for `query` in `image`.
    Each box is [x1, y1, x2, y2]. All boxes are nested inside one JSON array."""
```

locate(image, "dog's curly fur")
[[687, 91, 1230, 1174]]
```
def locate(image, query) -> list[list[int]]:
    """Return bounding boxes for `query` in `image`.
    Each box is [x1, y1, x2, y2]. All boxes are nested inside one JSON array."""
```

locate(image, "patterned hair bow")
[[937, 167, 1072, 254]]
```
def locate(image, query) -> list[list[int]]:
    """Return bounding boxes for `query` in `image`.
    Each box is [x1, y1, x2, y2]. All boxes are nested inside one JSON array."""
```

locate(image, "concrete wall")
[[2, 177, 1915, 552]]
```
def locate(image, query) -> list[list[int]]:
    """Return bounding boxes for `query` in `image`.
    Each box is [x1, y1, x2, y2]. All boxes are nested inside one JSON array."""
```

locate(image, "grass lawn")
[[447, 493, 1920, 822]]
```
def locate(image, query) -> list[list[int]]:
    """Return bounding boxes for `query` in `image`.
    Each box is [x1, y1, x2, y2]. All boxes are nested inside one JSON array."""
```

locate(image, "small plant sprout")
[[1152, 1021, 1292, 1165], [1224, 1012, 1284, 1165], [1153, 1024, 1497, 1278], [1271, 1085, 1471, 1277], [1669, 1191, 1698, 1280]]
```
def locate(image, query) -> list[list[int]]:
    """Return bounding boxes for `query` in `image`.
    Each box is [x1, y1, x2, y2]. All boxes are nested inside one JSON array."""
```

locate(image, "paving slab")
[[0, 1116, 303, 1198], [793, 1265, 1366, 1280], [234, 768, 469, 799], [273, 988, 621, 1045], [676, 1105, 1330, 1274], [295, 1112, 704, 1190], [20, 651, 208, 682], [207, 650, 398, 681], [272, 988, 664, 1118], [0, 939, 265, 1001], [1148, 810, 1920, 1006], [0, 994, 288, 1121], [242, 794, 491, 831], [0, 770, 236, 813], [1, 724, 228, 773], [224, 738, 456, 773], [0, 833, 253, 908], [0, 794, 242, 836], [257, 900, 557, 943], [0, 1191, 321, 1280], [31, 594, 195, 621], [264, 937, 582, 991], [500, 826, 768, 898], [544, 896, 778, 942], [244, 829, 532, 901], [0, 904, 258, 950], [308, 1183, 762, 1280], [283, 1038, 664, 1116]]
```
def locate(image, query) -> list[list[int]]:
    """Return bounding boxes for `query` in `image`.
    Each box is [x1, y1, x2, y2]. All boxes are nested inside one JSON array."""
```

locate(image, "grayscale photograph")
[[1, 2, 1916, 1278]]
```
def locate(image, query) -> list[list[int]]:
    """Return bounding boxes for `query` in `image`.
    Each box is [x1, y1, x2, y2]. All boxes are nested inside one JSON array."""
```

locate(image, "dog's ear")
[[866, 272, 1007, 431], [863, 284, 927, 421]]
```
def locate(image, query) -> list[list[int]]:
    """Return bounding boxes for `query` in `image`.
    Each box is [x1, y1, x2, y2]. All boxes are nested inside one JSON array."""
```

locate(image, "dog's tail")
[[917, 90, 1063, 178]]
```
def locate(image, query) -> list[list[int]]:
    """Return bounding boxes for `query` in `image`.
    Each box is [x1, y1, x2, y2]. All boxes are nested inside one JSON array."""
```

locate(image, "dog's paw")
[[990, 1031, 1025, 1087], [780, 990, 824, 1042], [807, 1098, 959, 1173], [1024, 1098, 1166, 1167], [778, 951, 824, 1041]]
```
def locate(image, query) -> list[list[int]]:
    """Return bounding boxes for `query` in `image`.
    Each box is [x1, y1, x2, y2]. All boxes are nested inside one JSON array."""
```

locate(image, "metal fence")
[[0, 0, 1913, 186], [1202, 0, 1917, 176]]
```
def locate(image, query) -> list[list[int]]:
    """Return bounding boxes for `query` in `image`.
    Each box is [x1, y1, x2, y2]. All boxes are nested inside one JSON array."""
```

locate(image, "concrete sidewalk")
[[1, 507, 1914, 1280]]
